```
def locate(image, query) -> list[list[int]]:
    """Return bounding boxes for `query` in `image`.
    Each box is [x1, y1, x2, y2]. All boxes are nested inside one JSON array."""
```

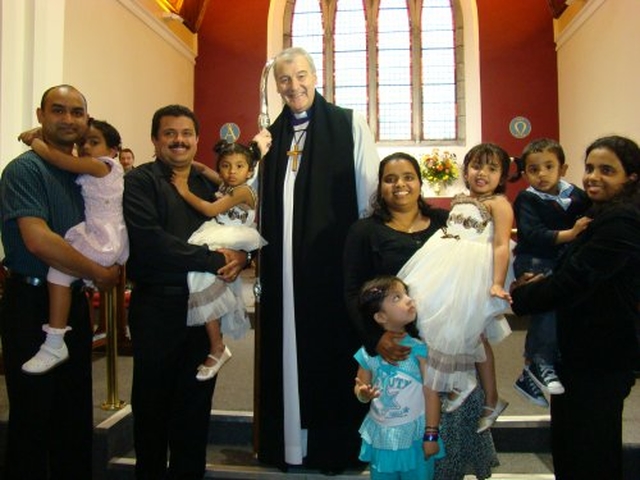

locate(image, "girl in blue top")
[[354, 275, 444, 480]]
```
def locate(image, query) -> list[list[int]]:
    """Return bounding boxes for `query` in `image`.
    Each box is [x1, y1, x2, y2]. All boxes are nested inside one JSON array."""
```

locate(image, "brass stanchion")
[[101, 269, 126, 411]]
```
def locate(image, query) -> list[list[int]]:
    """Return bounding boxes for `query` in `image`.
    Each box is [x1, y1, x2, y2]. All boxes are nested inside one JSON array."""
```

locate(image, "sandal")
[[196, 346, 232, 381], [476, 398, 509, 433]]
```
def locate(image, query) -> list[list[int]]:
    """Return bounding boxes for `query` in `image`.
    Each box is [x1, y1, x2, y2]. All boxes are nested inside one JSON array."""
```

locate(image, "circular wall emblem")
[[509, 116, 531, 139], [220, 123, 241, 142]]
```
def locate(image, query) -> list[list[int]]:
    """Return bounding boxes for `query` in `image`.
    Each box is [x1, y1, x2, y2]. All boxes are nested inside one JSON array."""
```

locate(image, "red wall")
[[476, 0, 559, 199], [194, 0, 270, 164], [194, 1, 559, 190]]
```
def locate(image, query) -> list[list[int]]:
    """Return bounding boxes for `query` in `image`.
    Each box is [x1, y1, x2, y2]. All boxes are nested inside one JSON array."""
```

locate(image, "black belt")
[[134, 284, 189, 295], [4, 270, 45, 287]]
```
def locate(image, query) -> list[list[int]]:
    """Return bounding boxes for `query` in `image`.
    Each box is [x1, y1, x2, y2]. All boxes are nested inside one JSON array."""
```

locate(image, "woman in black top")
[[344, 152, 499, 479], [511, 135, 640, 480], [343, 152, 448, 356]]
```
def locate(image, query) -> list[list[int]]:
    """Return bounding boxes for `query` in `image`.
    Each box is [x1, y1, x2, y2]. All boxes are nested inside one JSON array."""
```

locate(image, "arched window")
[[286, 0, 461, 144]]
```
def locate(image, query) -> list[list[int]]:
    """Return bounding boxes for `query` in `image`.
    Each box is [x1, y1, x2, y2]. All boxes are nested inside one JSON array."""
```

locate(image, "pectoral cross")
[[287, 143, 302, 172]]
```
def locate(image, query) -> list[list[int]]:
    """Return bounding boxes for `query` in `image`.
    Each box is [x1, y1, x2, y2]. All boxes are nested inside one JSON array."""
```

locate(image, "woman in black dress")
[[344, 152, 499, 479], [511, 135, 640, 480]]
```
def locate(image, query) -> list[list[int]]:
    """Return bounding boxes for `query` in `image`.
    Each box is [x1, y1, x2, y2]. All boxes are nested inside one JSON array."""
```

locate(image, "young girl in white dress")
[[171, 140, 266, 381], [19, 120, 129, 374], [354, 275, 444, 480], [398, 143, 514, 433]]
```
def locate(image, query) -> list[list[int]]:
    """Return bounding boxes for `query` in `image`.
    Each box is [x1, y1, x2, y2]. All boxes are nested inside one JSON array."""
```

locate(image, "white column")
[[0, 0, 66, 173], [0, 0, 66, 259]]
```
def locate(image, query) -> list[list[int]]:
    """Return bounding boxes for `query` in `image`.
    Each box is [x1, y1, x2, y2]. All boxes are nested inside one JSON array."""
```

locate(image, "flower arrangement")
[[420, 148, 459, 190]]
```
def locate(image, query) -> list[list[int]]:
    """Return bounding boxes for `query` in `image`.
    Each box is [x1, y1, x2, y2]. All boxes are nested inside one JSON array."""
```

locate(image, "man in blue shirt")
[[0, 84, 120, 479]]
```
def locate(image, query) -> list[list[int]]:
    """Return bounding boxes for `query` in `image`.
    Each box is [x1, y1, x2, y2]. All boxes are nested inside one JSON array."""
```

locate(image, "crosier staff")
[[251, 56, 274, 453]]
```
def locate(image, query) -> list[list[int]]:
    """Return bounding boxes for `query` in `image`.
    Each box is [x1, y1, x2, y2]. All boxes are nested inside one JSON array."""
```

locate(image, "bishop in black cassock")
[[255, 47, 380, 472]]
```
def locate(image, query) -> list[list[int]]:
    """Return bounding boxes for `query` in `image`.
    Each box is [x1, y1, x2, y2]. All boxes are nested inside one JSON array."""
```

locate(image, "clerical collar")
[[291, 110, 312, 126]]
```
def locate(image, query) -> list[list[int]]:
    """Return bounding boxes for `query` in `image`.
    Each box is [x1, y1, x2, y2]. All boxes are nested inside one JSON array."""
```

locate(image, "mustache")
[[169, 142, 189, 149]]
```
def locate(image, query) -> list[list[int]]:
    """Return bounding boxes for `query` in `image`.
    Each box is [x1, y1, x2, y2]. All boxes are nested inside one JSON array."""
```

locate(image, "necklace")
[[287, 128, 307, 172], [388, 211, 422, 233]]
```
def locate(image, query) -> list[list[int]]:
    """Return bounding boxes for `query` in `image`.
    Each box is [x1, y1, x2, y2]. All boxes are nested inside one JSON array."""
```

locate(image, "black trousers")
[[552, 366, 635, 480], [128, 287, 216, 480], [0, 278, 93, 480]]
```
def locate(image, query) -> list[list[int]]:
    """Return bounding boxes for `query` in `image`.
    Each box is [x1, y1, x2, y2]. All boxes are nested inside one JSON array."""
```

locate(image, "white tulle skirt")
[[398, 231, 512, 393], [186, 220, 267, 339], [186, 271, 250, 339]]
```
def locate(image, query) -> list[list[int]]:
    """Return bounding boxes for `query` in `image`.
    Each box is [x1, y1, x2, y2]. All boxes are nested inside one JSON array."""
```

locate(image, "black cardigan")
[[512, 185, 591, 259]]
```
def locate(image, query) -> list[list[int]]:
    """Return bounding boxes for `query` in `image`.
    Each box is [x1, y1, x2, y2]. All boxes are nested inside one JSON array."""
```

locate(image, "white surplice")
[[281, 112, 379, 465]]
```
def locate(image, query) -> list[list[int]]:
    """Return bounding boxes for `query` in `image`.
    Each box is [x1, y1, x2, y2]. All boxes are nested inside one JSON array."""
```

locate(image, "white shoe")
[[196, 346, 232, 381], [476, 398, 509, 433], [443, 377, 477, 413], [22, 343, 69, 374]]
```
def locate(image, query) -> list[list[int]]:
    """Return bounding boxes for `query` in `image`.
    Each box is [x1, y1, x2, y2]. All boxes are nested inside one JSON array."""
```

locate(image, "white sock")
[[42, 324, 70, 350]]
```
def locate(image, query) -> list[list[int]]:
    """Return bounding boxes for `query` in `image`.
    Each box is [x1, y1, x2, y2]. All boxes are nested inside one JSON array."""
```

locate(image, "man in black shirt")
[[123, 104, 246, 479]]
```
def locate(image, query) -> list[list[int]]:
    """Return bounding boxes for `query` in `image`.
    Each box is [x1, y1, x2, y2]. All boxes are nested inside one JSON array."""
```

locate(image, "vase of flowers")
[[420, 148, 459, 195]]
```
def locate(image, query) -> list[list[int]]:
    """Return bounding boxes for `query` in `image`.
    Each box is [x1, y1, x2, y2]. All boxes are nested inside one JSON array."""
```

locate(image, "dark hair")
[[585, 135, 640, 204], [510, 138, 565, 182], [151, 105, 199, 139], [462, 143, 511, 194], [40, 84, 87, 110], [358, 275, 420, 339], [120, 147, 135, 159], [213, 139, 259, 171], [371, 152, 434, 222], [88, 119, 122, 151]]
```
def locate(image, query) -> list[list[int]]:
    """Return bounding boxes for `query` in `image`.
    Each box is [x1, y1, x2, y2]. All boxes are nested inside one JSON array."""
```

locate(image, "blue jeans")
[[513, 255, 559, 364]]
